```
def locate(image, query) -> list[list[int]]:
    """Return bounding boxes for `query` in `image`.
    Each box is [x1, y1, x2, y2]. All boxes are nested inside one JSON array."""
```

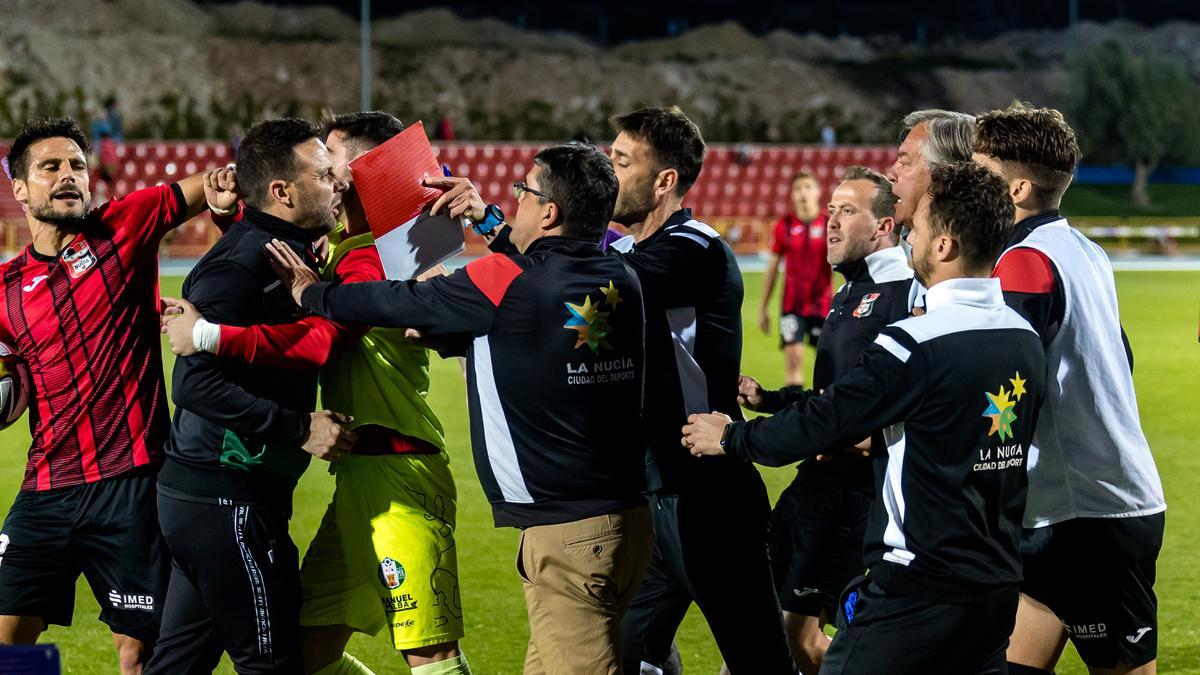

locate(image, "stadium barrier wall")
[[1, 140, 1196, 260]]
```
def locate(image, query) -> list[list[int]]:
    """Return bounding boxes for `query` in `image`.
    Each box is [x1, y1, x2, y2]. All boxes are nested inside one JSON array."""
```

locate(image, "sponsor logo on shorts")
[[1064, 622, 1108, 640], [1127, 627, 1153, 644], [853, 292, 881, 318], [393, 619, 416, 629], [379, 557, 406, 590], [381, 593, 419, 613], [108, 589, 155, 612]]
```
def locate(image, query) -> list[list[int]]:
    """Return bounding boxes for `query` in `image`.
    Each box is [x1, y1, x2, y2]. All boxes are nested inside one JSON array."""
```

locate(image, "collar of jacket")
[[524, 234, 603, 255], [835, 244, 912, 283], [242, 206, 322, 244], [923, 276, 1005, 313], [1007, 208, 1062, 248], [632, 207, 695, 248]]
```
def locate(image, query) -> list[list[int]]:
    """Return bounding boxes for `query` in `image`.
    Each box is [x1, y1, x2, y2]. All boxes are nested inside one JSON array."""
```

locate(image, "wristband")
[[720, 422, 733, 448], [193, 318, 221, 354], [208, 201, 237, 217]]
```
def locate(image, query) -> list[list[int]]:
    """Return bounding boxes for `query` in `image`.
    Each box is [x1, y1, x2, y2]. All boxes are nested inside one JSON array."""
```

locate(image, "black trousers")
[[620, 482, 797, 675], [820, 577, 1019, 675], [145, 492, 303, 675]]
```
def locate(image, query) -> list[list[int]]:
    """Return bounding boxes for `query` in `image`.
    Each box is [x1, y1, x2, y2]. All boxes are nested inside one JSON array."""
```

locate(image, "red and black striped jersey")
[[0, 183, 186, 491]]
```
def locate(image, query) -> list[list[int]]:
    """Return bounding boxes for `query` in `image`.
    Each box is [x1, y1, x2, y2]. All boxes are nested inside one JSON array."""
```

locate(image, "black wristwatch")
[[719, 422, 734, 448]]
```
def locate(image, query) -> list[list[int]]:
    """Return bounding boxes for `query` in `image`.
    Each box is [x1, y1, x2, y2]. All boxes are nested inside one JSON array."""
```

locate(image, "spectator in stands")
[[434, 116, 455, 141], [760, 171, 831, 386], [97, 132, 119, 183]]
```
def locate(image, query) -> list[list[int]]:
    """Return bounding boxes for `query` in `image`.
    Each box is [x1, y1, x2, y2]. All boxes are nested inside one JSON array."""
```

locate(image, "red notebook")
[[348, 121, 465, 280]]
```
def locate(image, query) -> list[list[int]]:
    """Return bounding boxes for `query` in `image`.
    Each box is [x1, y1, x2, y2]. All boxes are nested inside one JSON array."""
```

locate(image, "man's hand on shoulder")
[[266, 239, 320, 305]]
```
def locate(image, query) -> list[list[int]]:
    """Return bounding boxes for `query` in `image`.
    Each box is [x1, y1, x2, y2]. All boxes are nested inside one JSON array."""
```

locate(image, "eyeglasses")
[[513, 181, 553, 202]]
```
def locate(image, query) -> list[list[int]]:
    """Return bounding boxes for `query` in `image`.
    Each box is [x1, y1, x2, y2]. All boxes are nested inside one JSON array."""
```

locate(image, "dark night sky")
[[200, 0, 1200, 44]]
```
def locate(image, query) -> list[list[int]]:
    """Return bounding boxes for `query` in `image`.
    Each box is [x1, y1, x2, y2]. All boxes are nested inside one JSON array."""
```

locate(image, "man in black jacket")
[[267, 144, 652, 675], [146, 118, 353, 675], [738, 166, 913, 673], [685, 162, 1046, 675], [605, 106, 796, 675]]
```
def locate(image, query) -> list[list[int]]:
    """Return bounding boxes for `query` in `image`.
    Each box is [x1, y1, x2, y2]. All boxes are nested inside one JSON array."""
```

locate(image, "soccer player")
[[603, 107, 796, 675], [268, 144, 652, 675], [974, 104, 1166, 675], [684, 161, 1046, 674], [0, 116, 236, 674], [161, 112, 473, 675], [738, 166, 912, 673], [145, 118, 354, 674], [760, 171, 831, 386]]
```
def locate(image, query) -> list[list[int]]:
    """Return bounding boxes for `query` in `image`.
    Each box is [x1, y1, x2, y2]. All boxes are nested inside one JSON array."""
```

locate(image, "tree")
[[1067, 42, 1200, 209]]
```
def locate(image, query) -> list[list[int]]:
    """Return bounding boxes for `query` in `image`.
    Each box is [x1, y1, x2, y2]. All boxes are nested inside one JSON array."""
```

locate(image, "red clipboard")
[[347, 121, 465, 280]]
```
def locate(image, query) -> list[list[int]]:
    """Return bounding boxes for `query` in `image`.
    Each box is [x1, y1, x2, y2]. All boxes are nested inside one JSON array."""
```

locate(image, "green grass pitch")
[[1, 271, 1196, 674]]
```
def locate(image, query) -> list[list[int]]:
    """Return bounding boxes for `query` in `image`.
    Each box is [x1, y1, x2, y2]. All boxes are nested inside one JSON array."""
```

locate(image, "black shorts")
[[768, 477, 871, 618], [822, 577, 1018, 675], [780, 313, 823, 347], [1020, 512, 1164, 669], [0, 467, 168, 642]]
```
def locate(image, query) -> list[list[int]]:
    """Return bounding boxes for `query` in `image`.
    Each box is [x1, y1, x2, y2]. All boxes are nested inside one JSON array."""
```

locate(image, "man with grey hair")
[[886, 109, 975, 228]]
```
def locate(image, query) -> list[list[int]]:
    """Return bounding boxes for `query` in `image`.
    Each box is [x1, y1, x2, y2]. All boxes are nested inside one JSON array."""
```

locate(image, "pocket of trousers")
[[516, 529, 533, 583]]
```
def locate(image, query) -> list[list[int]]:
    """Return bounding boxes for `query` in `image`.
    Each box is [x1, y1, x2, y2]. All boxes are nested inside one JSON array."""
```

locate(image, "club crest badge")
[[853, 292, 881, 318], [61, 240, 97, 279], [379, 557, 406, 590]]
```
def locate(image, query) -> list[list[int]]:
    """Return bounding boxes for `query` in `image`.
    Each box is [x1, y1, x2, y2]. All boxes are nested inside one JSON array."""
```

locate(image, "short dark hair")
[[322, 110, 405, 156], [926, 161, 1015, 272], [791, 171, 816, 185], [610, 106, 705, 197], [842, 165, 899, 220], [532, 144, 618, 242], [237, 117, 322, 209], [5, 117, 90, 181], [974, 102, 1081, 207]]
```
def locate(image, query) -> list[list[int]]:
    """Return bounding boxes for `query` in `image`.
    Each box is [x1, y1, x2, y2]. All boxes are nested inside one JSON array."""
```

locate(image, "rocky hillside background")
[[3, 0, 1200, 142]]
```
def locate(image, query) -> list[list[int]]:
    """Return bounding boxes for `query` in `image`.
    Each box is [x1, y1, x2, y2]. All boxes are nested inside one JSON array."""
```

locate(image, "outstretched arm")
[[268, 239, 517, 336], [162, 246, 384, 369], [684, 330, 925, 467]]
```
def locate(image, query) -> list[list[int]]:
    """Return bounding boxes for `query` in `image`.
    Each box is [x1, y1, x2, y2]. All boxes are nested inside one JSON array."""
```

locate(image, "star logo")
[[981, 372, 1025, 441], [1009, 372, 1027, 400], [599, 280, 623, 308], [564, 280, 623, 353]]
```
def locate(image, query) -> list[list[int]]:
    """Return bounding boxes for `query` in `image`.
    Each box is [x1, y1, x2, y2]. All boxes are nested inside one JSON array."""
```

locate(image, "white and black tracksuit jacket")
[[723, 277, 1047, 601]]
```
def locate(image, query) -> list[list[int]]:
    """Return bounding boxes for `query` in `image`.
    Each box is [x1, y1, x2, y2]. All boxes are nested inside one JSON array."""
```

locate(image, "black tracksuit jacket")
[[161, 207, 322, 508], [300, 235, 647, 528], [723, 277, 1046, 601], [759, 245, 916, 494]]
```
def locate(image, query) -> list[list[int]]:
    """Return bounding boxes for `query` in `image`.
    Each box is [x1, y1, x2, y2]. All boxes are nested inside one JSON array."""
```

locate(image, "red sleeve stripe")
[[465, 254, 523, 307], [994, 247, 1055, 294]]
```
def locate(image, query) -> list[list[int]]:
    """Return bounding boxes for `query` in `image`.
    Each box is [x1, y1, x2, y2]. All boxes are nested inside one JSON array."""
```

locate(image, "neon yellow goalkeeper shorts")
[[299, 451, 464, 650]]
